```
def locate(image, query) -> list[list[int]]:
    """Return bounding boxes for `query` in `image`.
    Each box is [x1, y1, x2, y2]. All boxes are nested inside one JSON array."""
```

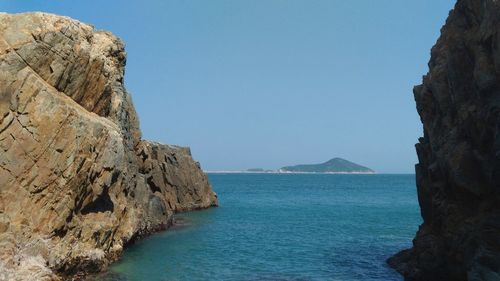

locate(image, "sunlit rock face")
[[0, 12, 217, 280], [388, 1, 500, 280]]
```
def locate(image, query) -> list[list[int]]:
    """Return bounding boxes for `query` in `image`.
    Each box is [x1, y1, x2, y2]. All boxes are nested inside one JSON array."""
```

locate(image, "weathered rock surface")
[[0, 12, 217, 280], [388, 1, 500, 280]]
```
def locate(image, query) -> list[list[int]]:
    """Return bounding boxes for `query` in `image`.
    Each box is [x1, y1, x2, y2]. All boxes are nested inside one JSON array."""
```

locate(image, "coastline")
[[0, 13, 218, 280], [94, 173, 418, 281]]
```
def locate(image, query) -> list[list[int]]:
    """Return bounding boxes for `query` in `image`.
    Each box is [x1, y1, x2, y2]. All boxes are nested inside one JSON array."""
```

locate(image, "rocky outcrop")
[[388, 1, 500, 280], [0, 12, 217, 280]]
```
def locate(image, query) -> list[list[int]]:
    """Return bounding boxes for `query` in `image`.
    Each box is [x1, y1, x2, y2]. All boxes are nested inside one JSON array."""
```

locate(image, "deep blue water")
[[97, 174, 421, 281]]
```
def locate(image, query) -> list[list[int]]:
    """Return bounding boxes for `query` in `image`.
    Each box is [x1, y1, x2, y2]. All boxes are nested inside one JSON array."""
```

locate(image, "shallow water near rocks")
[[95, 174, 420, 281]]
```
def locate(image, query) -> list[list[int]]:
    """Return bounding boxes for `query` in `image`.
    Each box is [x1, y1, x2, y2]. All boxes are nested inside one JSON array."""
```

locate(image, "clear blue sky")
[[2, 1, 455, 173]]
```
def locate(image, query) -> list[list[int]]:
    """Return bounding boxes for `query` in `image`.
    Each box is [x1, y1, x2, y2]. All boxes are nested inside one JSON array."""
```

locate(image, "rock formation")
[[0, 12, 217, 280], [388, 0, 500, 280]]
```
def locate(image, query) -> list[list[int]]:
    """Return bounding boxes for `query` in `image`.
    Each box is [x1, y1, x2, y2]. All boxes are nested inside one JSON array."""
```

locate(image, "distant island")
[[207, 158, 375, 174], [280, 158, 374, 174]]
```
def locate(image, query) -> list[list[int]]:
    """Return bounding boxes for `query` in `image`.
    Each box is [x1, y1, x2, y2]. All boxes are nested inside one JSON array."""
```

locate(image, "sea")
[[94, 173, 421, 281]]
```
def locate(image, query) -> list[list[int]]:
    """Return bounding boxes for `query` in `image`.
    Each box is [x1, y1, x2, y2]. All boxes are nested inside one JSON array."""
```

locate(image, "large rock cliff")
[[388, 1, 500, 280], [0, 12, 217, 280]]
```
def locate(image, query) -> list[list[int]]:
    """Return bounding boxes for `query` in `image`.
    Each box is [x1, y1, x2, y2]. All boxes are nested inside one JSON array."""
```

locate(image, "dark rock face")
[[0, 12, 217, 280], [389, 1, 500, 280]]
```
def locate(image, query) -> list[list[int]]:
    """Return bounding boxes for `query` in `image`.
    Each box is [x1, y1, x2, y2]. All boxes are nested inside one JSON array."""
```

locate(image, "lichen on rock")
[[0, 12, 217, 280]]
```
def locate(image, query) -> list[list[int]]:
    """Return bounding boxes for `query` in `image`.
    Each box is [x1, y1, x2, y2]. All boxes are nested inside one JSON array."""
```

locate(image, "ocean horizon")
[[203, 171, 414, 175]]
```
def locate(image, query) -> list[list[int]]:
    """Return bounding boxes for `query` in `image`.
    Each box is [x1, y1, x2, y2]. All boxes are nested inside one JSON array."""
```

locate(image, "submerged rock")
[[389, 1, 500, 280], [0, 12, 217, 280]]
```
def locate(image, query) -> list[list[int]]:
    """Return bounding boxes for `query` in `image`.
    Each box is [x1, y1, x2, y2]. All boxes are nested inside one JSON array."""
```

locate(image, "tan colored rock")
[[0, 12, 217, 280]]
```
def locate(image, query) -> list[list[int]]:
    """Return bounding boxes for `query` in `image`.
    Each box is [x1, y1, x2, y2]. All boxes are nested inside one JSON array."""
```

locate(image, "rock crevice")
[[0, 12, 217, 280]]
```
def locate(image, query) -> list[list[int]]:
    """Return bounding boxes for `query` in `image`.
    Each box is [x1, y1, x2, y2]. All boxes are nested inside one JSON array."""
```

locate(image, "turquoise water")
[[98, 174, 420, 281]]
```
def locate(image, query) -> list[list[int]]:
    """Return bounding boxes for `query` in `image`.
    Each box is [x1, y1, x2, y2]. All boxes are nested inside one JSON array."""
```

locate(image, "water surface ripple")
[[96, 174, 420, 281]]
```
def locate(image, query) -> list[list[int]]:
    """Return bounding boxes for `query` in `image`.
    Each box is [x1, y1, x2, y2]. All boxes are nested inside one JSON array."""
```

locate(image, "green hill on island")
[[280, 158, 374, 173]]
